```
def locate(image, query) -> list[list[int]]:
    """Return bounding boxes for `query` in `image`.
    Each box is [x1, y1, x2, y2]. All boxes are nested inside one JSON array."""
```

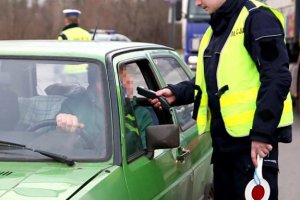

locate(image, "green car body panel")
[[0, 40, 213, 200], [0, 163, 109, 199]]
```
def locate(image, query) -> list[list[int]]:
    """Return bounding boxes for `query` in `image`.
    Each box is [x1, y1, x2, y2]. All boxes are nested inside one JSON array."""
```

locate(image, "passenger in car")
[[119, 65, 155, 148]]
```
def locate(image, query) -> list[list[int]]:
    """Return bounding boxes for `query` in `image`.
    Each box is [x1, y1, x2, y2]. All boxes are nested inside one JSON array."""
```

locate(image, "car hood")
[[0, 162, 111, 199]]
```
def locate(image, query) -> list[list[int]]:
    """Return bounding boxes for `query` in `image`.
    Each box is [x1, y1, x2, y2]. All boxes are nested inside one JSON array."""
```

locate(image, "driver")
[[56, 66, 104, 134]]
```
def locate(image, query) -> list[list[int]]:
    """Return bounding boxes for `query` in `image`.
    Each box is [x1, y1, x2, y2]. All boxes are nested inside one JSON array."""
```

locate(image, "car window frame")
[[148, 53, 196, 131], [112, 54, 175, 164]]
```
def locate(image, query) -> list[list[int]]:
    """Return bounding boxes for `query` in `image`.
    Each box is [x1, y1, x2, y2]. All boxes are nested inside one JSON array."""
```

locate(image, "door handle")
[[176, 147, 190, 162]]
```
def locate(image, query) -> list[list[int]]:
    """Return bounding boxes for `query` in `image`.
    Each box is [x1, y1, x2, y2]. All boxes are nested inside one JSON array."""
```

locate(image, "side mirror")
[[146, 124, 180, 159], [175, 0, 182, 21]]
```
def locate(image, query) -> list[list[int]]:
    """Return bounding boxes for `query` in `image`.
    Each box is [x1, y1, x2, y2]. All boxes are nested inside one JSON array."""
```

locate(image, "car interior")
[[0, 72, 20, 131], [0, 58, 111, 160]]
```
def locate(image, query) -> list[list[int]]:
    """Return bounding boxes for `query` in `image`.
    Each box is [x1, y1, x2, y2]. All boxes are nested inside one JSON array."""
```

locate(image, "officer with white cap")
[[58, 9, 91, 40]]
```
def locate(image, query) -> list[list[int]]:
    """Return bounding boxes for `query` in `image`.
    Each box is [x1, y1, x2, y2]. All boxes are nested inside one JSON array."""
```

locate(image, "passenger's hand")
[[56, 113, 85, 132], [149, 88, 176, 110], [251, 141, 273, 167]]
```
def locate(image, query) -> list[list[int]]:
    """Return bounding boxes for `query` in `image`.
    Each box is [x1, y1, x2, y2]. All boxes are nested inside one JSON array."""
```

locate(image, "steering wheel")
[[26, 119, 95, 149], [26, 119, 57, 132]]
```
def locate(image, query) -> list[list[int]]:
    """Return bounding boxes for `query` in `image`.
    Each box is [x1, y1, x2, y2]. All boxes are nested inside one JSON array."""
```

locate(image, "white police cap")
[[63, 9, 81, 17]]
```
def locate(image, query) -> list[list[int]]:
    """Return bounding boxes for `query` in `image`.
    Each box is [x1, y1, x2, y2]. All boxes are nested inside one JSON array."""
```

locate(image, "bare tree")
[[0, 0, 181, 48]]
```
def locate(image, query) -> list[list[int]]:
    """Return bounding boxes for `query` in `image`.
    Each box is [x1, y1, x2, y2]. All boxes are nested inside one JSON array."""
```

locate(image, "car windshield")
[[0, 58, 111, 162]]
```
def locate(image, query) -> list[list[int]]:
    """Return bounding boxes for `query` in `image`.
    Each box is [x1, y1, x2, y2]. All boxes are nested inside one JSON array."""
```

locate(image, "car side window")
[[153, 57, 195, 130], [118, 62, 161, 160]]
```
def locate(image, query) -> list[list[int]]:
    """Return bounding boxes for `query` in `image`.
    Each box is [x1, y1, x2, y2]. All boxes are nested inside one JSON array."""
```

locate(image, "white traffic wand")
[[245, 155, 270, 200]]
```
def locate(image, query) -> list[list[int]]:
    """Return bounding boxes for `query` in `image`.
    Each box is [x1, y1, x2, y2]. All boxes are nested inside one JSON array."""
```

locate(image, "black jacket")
[[168, 0, 292, 152]]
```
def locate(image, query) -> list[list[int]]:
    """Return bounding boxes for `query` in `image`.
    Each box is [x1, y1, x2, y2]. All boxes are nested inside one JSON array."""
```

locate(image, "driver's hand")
[[56, 113, 85, 132]]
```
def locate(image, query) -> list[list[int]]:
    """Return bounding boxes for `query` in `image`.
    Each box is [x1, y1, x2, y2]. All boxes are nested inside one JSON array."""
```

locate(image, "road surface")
[[279, 112, 300, 199]]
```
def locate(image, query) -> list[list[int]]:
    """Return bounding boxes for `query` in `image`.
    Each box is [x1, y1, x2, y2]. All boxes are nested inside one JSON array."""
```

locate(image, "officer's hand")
[[149, 88, 176, 110], [56, 113, 85, 132], [251, 141, 273, 167]]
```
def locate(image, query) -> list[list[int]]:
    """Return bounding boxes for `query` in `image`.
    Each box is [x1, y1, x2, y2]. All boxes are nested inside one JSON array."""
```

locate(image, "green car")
[[0, 41, 213, 200]]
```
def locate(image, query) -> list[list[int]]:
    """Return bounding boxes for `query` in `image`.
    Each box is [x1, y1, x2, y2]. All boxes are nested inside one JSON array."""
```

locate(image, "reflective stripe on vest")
[[64, 64, 88, 74], [125, 114, 140, 135], [195, 0, 293, 137], [58, 27, 92, 41]]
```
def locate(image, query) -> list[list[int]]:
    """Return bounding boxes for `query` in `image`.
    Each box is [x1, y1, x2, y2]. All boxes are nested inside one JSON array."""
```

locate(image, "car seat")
[[17, 95, 66, 130], [0, 72, 20, 131]]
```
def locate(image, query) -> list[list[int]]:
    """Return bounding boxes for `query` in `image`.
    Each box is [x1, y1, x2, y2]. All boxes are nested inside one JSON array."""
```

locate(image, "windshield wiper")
[[0, 140, 75, 166]]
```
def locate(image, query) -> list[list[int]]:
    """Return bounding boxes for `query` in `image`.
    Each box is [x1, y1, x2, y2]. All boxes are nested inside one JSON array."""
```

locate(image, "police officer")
[[58, 9, 91, 40], [150, 0, 293, 199]]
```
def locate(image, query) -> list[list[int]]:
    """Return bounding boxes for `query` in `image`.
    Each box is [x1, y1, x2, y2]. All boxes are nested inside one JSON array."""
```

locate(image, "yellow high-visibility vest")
[[58, 27, 91, 41], [63, 64, 88, 74], [195, 0, 293, 137]]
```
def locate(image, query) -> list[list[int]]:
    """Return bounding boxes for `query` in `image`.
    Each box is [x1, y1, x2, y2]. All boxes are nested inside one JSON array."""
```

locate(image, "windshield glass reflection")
[[0, 59, 111, 161]]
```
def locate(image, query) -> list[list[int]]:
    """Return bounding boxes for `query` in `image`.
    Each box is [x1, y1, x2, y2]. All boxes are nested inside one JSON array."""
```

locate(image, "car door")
[[112, 50, 194, 200], [148, 50, 213, 200]]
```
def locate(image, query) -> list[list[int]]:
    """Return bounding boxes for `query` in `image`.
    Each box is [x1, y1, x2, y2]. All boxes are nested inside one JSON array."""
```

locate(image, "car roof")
[[0, 40, 170, 61]]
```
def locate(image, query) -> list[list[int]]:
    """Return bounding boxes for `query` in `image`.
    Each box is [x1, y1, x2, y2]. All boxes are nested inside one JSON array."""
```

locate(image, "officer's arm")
[[167, 77, 195, 106], [245, 8, 291, 144]]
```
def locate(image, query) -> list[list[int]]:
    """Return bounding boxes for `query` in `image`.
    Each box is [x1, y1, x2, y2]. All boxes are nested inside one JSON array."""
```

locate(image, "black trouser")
[[212, 146, 279, 200]]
